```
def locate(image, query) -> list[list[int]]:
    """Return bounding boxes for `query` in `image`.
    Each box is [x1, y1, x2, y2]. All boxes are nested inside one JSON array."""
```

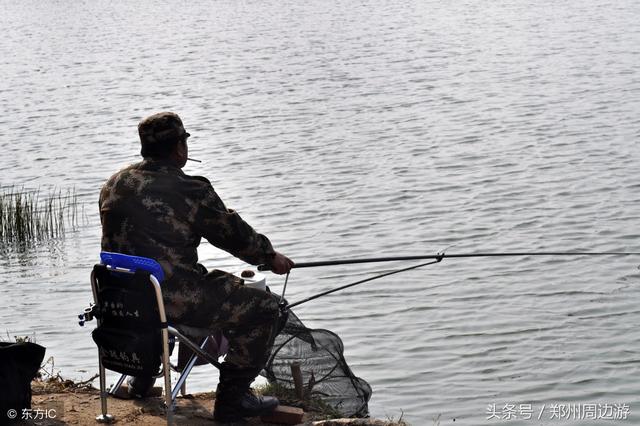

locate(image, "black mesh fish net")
[[261, 308, 372, 417]]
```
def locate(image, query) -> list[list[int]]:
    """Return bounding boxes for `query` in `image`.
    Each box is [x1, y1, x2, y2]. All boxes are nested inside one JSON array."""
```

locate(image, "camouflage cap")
[[138, 112, 190, 146]]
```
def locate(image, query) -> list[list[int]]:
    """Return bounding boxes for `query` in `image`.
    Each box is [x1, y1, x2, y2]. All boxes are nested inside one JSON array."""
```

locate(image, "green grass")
[[0, 187, 81, 245]]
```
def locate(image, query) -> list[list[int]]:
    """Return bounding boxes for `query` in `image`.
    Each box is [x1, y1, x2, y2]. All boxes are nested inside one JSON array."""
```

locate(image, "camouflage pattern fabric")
[[99, 158, 279, 368]]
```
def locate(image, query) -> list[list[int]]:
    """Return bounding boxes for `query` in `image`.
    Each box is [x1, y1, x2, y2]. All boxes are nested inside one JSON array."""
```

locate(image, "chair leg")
[[108, 373, 127, 396], [161, 328, 173, 426], [96, 355, 115, 423], [171, 336, 210, 402]]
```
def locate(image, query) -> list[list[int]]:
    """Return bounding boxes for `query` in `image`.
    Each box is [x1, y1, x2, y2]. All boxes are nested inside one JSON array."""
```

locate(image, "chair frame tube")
[[91, 269, 115, 424], [150, 274, 174, 425], [170, 335, 210, 401]]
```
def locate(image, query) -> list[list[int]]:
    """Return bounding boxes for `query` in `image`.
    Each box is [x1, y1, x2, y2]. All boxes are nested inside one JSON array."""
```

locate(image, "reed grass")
[[0, 187, 81, 245]]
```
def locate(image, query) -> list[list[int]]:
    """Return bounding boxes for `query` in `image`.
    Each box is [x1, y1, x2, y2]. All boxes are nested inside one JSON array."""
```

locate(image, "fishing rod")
[[269, 251, 640, 310], [286, 258, 443, 309], [259, 251, 640, 271]]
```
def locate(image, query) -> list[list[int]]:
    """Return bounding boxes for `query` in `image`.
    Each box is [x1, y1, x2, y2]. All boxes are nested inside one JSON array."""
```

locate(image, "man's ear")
[[170, 139, 188, 168], [177, 140, 187, 155]]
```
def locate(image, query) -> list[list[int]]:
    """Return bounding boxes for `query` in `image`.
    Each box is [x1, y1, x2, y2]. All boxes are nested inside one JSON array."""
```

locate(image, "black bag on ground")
[[0, 342, 46, 424]]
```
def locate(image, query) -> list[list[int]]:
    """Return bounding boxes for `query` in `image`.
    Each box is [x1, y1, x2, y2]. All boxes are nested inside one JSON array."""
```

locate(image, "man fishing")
[[99, 111, 294, 422]]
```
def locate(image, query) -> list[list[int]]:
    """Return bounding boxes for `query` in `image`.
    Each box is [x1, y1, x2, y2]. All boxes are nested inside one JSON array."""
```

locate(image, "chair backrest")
[[91, 252, 167, 377], [100, 251, 165, 282]]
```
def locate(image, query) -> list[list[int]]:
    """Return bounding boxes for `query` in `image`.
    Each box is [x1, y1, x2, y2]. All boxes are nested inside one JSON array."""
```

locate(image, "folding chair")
[[79, 252, 224, 425]]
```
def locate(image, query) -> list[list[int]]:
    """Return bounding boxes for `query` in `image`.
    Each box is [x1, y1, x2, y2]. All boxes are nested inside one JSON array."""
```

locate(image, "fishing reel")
[[78, 303, 97, 327]]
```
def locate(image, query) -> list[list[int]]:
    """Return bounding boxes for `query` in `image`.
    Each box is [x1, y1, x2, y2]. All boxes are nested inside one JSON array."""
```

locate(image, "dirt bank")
[[18, 380, 407, 426]]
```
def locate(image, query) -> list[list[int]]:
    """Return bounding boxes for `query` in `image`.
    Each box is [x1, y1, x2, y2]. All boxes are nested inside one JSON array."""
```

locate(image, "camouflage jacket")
[[99, 159, 276, 282]]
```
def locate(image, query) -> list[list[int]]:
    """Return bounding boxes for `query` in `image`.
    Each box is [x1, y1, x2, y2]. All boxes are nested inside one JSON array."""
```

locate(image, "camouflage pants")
[[163, 268, 279, 369]]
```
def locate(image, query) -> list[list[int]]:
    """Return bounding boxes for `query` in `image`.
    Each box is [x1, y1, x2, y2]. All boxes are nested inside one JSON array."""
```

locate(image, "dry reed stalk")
[[0, 187, 81, 245]]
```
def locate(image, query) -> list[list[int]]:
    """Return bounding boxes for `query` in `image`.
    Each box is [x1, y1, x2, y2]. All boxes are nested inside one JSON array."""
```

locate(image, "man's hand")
[[270, 252, 294, 274]]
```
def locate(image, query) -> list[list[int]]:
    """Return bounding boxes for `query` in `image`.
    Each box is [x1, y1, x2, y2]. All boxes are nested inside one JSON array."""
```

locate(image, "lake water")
[[1, 0, 640, 424]]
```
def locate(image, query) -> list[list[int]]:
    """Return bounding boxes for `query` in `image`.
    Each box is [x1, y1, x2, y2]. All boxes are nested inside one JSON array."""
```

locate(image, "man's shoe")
[[127, 375, 156, 399], [213, 390, 279, 422]]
